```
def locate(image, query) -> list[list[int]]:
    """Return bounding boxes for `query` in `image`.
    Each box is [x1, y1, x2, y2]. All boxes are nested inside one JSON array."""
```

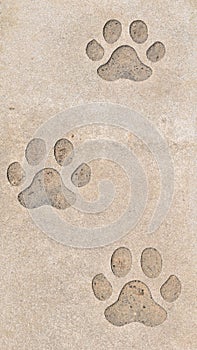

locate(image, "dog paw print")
[[7, 137, 91, 209], [92, 247, 181, 327], [86, 19, 166, 81]]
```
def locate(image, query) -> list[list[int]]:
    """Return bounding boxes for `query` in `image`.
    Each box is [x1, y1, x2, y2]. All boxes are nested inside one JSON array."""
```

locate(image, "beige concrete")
[[0, 0, 196, 349]]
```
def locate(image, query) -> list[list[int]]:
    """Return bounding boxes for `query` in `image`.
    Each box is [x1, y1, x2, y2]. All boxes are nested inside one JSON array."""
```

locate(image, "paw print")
[[92, 247, 181, 327], [86, 19, 166, 81], [7, 137, 91, 209]]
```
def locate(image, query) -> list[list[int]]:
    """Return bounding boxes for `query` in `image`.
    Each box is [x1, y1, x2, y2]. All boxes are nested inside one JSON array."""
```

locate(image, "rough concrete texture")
[[0, 0, 196, 349]]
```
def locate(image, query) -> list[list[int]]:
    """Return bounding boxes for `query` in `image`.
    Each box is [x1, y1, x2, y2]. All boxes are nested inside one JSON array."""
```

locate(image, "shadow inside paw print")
[[92, 247, 181, 327], [7, 137, 91, 210], [86, 19, 166, 82]]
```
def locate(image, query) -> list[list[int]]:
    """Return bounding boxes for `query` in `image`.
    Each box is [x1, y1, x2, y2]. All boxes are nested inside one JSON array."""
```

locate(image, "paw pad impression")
[[7, 137, 92, 210], [86, 19, 166, 81], [92, 247, 181, 327]]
